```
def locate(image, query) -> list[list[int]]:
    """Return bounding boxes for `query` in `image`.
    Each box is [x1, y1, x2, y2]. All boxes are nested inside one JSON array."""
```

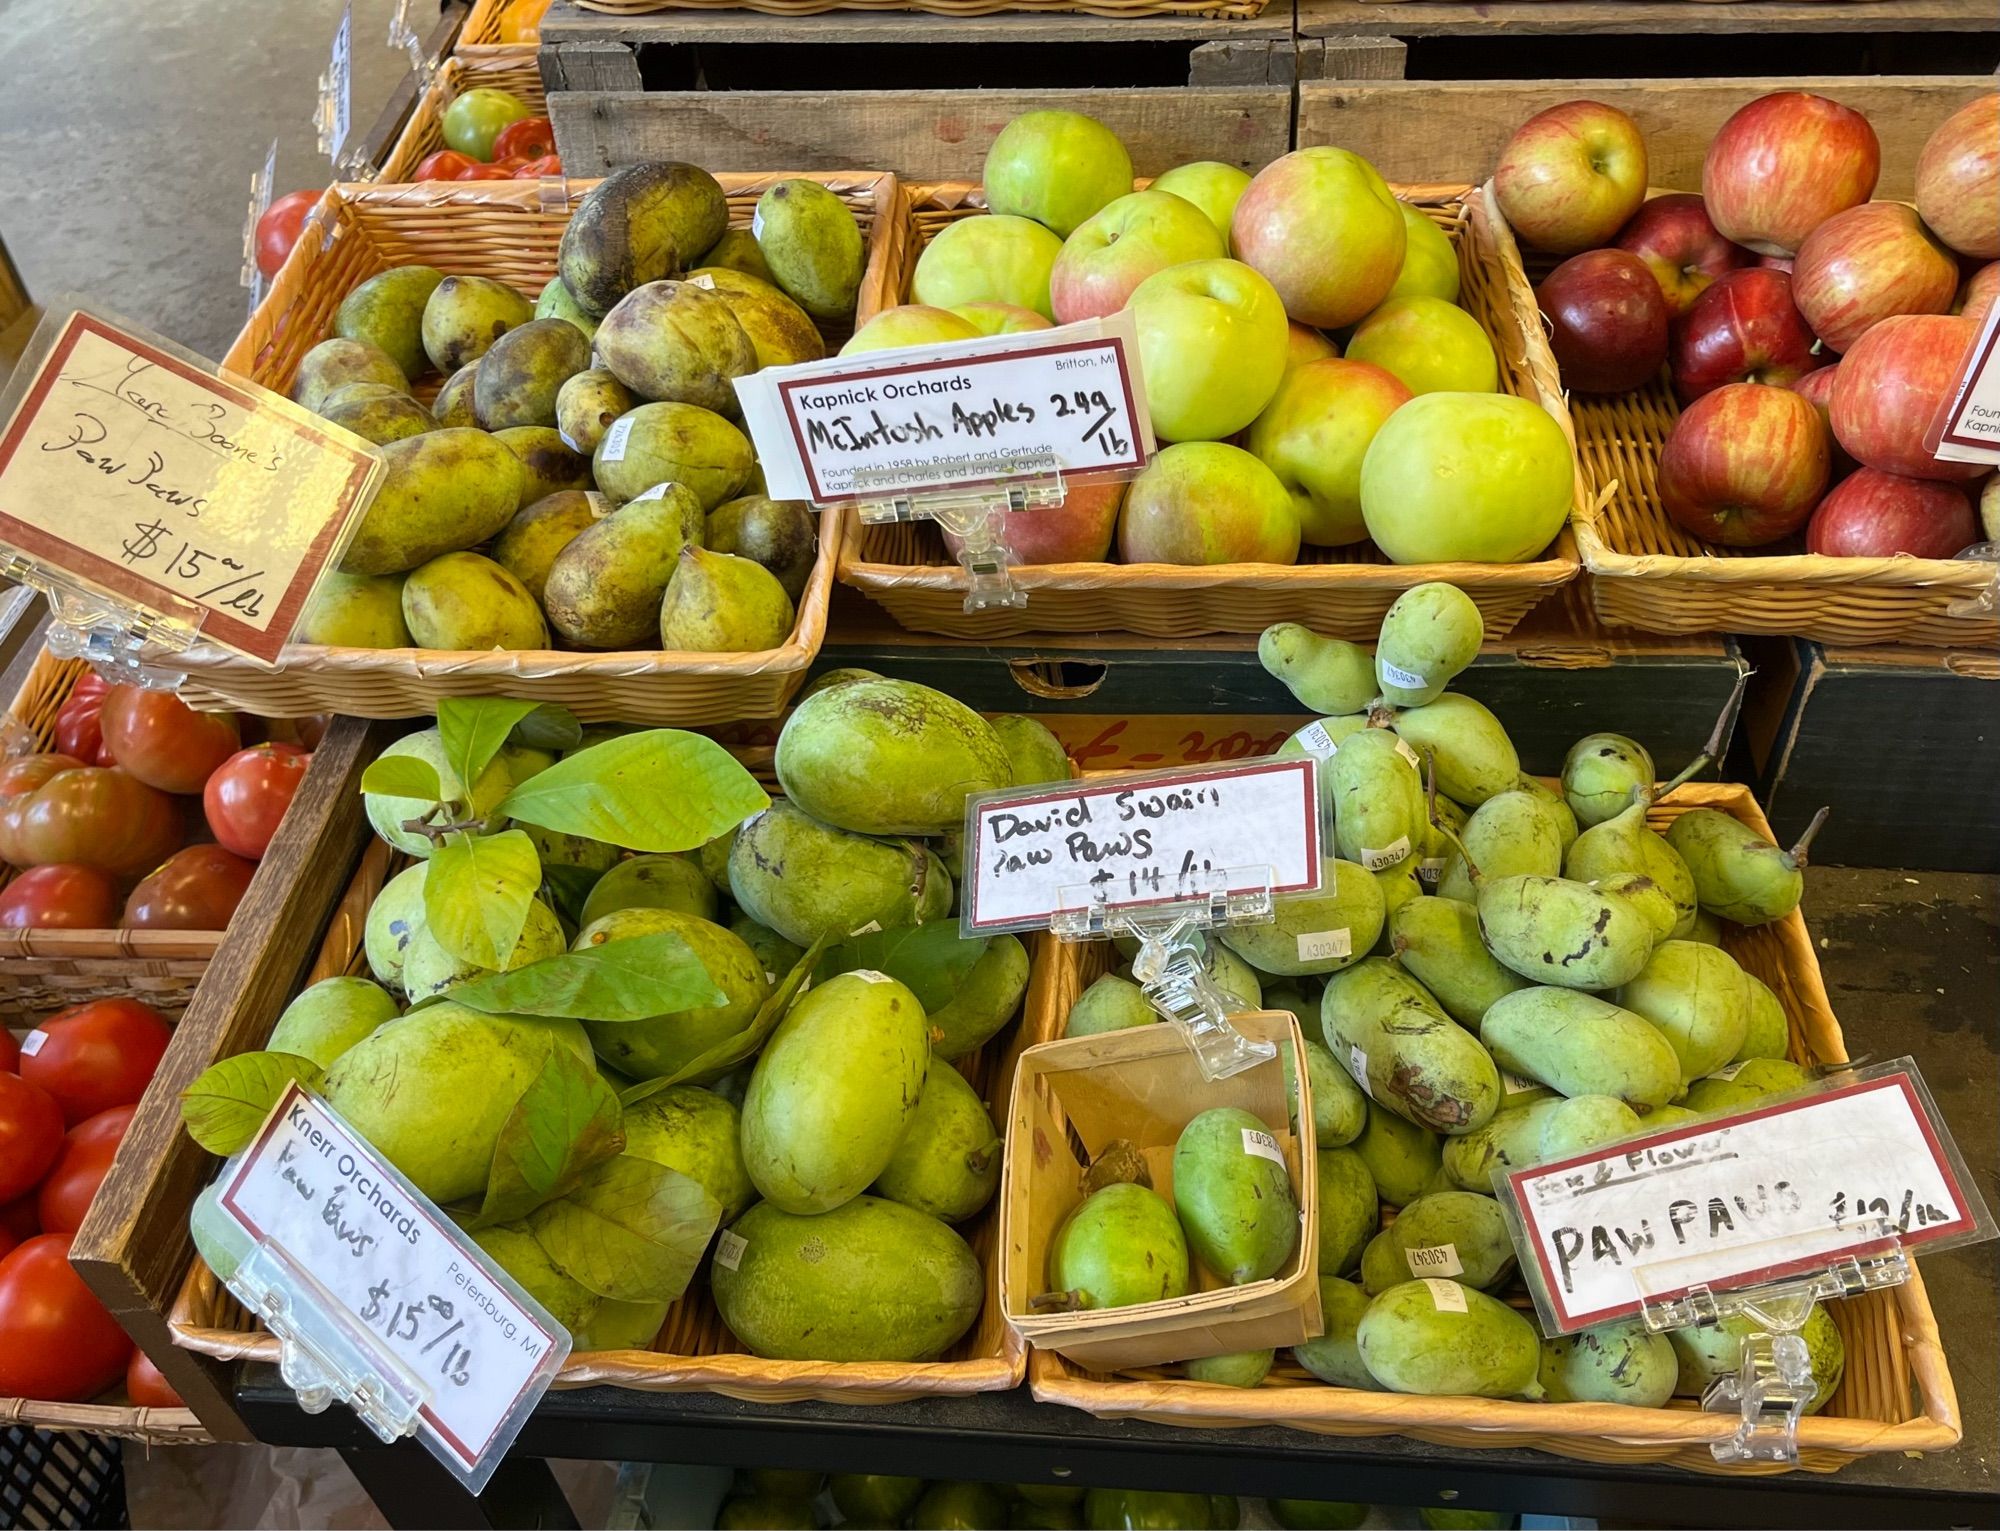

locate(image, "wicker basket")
[[458, 0, 552, 50], [377, 53, 546, 183], [172, 172, 907, 723], [571, 0, 1269, 20], [0, 649, 218, 1024], [837, 181, 1587, 640], [0, 1402, 207, 1450], [1481, 186, 1999, 649], [1023, 782, 1962, 1473]]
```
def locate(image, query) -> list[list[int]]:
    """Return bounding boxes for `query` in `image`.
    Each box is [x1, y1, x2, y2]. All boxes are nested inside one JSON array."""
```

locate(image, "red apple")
[[1806, 467, 1977, 557], [1958, 263, 1999, 329], [1792, 202, 1957, 354], [1915, 95, 2000, 260], [1791, 364, 1858, 477], [1536, 248, 1670, 393], [1830, 313, 1984, 482], [1615, 193, 1751, 318], [1670, 267, 1825, 402], [1758, 253, 1794, 274], [1702, 92, 1881, 256], [941, 477, 1126, 566], [1659, 382, 1830, 546], [1494, 100, 1650, 256]]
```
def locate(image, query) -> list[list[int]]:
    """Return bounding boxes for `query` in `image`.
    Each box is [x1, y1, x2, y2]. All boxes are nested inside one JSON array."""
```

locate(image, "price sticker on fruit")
[[1497, 1060, 1994, 1334], [0, 305, 382, 666], [959, 757, 1321, 934], [734, 310, 1153, 508], [208, 1080, 569, 1492]]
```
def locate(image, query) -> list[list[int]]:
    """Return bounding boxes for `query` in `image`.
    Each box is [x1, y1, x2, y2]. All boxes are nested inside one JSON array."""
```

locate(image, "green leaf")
[[497, 730, 769, 854], [816, 922, 990, 1013], [359, 755, 443, 802], [540, 863, 604, 929], [511, 704, 583, 753], [424, 829, 542, 969], [474, 1048, 626, 1228], [438, 698, 539, 801], [618, 934, 826, 1109], [529, 1155, 720, 1304], [449, 931, 725, 1023], [181, 1052, 326, 1156]]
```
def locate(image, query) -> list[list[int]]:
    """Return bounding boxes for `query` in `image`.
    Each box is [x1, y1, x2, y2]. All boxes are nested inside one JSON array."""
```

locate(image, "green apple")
[[840, 304, 980, 355], [912, 214, 1063, 319], [1126, 258, 1290, 442], [1118, 442, 1300, 565], [1389, 202, 1461, 304], [1347, 296, 1499, 396], [1232, 147, 1406, 329], [440, 88, 532, 162], [984, 110, 1134, 238], [1050, 190, 1225, 324], [1286, 322, 1340, 373], [1248, 357, 1412, 547], [1360, 392, 1573, 563], [1150, 162, 1254, 246], [951, 302, 1053, 336]]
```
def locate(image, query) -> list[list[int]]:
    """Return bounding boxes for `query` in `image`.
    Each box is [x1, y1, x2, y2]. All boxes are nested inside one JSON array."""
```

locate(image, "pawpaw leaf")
[[617, 934, 827, 1109], [529, 1155, 720, 1305], [473, 1047, 625, 1229], [181, 1051, 326, 1156], [359, 755, 443, 803], [438, 698, 539, 802], [496, 730, 769, 853], [450, 931, 725, 1022], [816, 922, 989, 1013], [510, 703, 583, 753], [540, 863, 604, 930], [424, 830, 542, 970]]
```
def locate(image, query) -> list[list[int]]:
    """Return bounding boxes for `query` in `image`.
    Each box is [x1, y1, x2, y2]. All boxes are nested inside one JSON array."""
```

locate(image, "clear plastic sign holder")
[[849, 453, 1068, 613], [316, 2, 374, 181], [0, 552, 196, 689], [239, 138, 279, 318], [1945, 544, 1998, 620]]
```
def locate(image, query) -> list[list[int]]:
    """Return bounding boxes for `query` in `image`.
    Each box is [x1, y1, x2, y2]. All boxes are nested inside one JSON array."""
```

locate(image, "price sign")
[[736, 311, 1152, 505], [1928, 304, 2000, 466], [1499, 1062, 1993, 1333], [0, 307, 381, 665], [213, 1082, 567, 1490], [960, 758, 1322, 934]]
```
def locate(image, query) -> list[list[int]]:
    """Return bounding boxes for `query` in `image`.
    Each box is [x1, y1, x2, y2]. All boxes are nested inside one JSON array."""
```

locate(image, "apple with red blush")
[[1669, 267, 1826, 402], [1536, 249, 1670, 393], [1614, 193, 1751, 318], [1807, 468, 1977, 557], [1658, 381, 1830, 546]]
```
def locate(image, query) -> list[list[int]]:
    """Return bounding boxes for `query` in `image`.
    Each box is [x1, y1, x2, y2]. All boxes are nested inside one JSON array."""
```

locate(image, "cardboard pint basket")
[[1000, 1010, 1320, 1372]]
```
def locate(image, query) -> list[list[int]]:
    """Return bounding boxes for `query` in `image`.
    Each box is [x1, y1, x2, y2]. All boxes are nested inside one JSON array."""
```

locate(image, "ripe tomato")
[[0, 1073, 63, 1201], [53, 676, 115, 766], [36, 1105, 134, 1234], [411, 149, 476, 181], [99, 687, 241, 794], [454, 161, 517, 181], [513, 154, 563, 179], [0, 1234, 133, 1403], [122, 844, 257, 932], [0, 754, 86, 857], [441, 87, 532, 162], [203, 744, 309, 860], [255, 189, 322, 281], [0, 865, 123, 930], [126, 1348, 184, 1409], [0, 1197, 35, 1239], [0, 765, 184, 879], [20, 1000, 171, 1125], [491, 116, 555, 162]]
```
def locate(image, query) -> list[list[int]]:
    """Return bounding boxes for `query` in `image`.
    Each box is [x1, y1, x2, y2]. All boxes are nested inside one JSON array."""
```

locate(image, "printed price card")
[[960, 758, 1321, 934], [1928, 303, 2000, 466], [213, 1082, 567, 1491], [1499, 1061, 1993, 1333], [0, 307, 381, 665], [736, 312, 1152, 505]]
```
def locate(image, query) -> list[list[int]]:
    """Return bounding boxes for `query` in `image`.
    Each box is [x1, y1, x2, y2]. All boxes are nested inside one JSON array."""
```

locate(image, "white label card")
[[1931, 303, 2000, 465], [214, 1085, 564, 1483], [1422, 1277, 1468, 1313], [1502, 1068, 1987, 1332], [1241, 1128, 1287, 1167], [736, 312, 1152, 505], [1296, 722, 1338, 759], [1407, 1243, 1464, 1278], [599, 414, 635, 464], [960, 759, 1321, 933], [1393, 738, 1422, 771]]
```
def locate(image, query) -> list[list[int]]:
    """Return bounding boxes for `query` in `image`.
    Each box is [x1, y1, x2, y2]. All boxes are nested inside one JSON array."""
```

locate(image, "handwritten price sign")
[[0, 308, 380, 665]]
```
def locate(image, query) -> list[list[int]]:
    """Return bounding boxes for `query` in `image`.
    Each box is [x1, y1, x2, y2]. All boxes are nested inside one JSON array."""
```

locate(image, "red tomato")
[[126, 1348, 184, 1409], [203, 744, 310, 860], [0, 1074, 63, 1201], [99, 688, 241, 795], [0, 765, 184, 879], [255, 189, 322, 281], [513, 154, 563, 179], [0, 1234, 133, 1403], [0, 865, 123, 930], [411, 149, 476, 181], [491, 117, 556, 162], [19, 1000, 171, 1125], [0, 1029, 17, 1073], [121, 844, 256, 932], [0, 1196, 34, 1239], [53, 676, 116, 766], [35, 1105, 133, 1234], [454, 161, 517, 180]]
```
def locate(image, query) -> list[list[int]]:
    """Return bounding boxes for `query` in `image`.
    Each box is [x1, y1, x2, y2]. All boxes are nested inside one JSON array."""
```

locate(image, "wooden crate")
[[377, 52, 548, 183], [1022, 784, 1964, 1474], [835, 180, 1583, 640]]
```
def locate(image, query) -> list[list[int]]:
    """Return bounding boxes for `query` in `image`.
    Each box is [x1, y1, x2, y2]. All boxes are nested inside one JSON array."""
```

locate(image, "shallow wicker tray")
[[458, 0, 550, 50], [376, 52, 546, 183], [1023, 781, 1961, 1473], [571, 0, 1269, 20], [837, 181, 1587, 640], [170, 172, 905, 723]]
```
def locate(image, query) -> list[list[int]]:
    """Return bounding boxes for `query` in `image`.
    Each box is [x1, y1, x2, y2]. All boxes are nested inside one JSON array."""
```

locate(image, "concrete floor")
[[0, 0, 415, 360]]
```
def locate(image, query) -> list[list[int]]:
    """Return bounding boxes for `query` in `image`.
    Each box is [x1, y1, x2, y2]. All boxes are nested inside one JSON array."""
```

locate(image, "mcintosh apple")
[[1669, 267, 1825, 402], [1231, 147, 1406, 328], [1829, 312, 1985, 482], [944, 478, 1126, 566], [1126, 258, 1290, 442], [983, 110, 1133, 239], [1359, 393, 1573, 564], [1117, 442, 1300, 566], [1049, 189, 1225, 324], [1658, 382, 1829, 546], [1915, 94, 1999, 261], [1248, 358, 1411, 548], [1791, 364, 1858, 477], [1792, 201, 1956, 354], [1346, 296, 1499, 396], [840, 305, 979, 355], [1702, 91, 1880, 256], [1959, 264, 1999, 329], [1494, 100, 1649, 256], [952, 303, 1052, 337], [1614, 193, 1750, 318], [1806, 467, 1977, 558], [1536, 248, 1670, 393], [912, 215, 1064, 319], [1148, 161, 1252, 246], [1388, 202, 1461, 304], [1285, 323, 1341, 373]]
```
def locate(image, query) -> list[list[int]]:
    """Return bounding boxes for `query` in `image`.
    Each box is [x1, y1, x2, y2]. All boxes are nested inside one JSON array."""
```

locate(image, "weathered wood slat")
[[550, 86, 1294, 178], [1297, 76, 1993, 194], [1299, 0, 1996, 36], [539, 3, 1291, 45]]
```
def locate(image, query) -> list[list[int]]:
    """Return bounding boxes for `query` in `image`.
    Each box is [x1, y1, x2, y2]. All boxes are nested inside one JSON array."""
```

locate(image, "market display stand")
[[226, 867, 2000, 1531]]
